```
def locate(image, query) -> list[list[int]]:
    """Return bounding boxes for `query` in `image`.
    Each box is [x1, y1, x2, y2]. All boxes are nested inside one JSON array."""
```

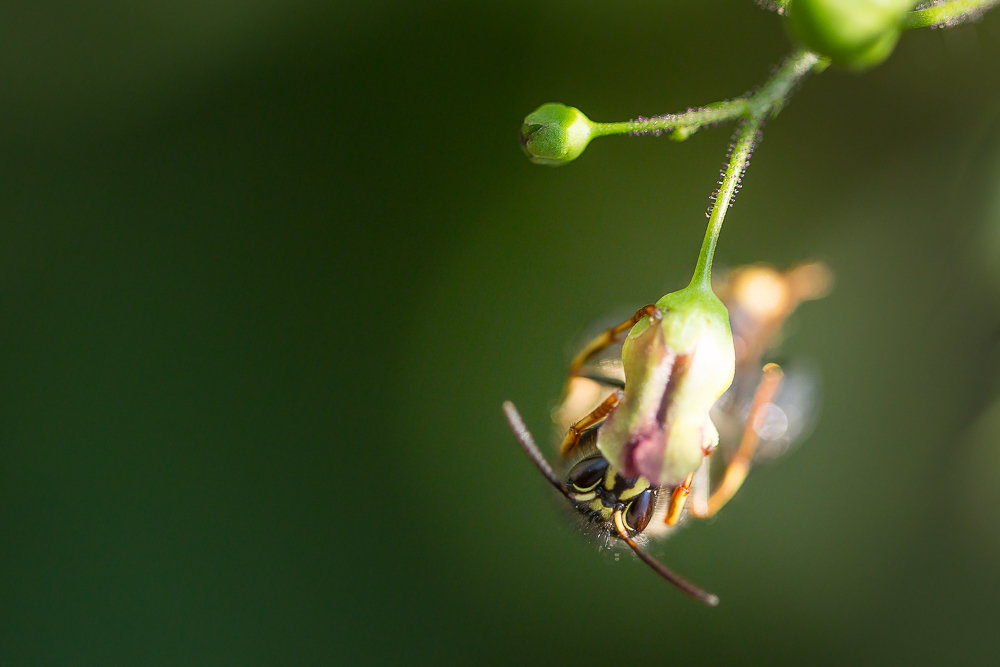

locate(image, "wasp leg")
[[690, 363, 784, 519], [665, 472, 695, 525], [567, 305, 660, 379], [557, 306, 656, 439], [559, 389, 623, 457]]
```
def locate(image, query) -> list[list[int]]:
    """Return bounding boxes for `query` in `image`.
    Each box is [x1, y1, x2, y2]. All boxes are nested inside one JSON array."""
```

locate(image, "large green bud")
[[786, 0, 917, 70], [519, 103, 594, 166]]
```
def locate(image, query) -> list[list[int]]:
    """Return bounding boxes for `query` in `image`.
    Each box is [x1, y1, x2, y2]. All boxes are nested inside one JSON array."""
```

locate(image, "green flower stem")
[[591, 100, 749, 141], [745, 49, 823, 119], [903, 0, 999, 28], [689, 118, 762, 290], [590, 50, 822, 143], [522, 50, 824, 288], [688, 49, 822, 289]]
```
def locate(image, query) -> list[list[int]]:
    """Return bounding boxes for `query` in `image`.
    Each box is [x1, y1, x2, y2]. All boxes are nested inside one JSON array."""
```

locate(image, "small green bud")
[[786, 0, 916, 70], [519, 103, 594, 166], [669, 126, 696, 142], [596, 285, 735, 486]]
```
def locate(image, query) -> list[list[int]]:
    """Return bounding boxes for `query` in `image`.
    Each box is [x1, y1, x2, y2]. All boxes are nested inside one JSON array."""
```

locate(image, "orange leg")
[[665, 472, 695, 526], [567, 305, 660, 378], [559, 389, 623, 457], [690, 363, 784, 520]]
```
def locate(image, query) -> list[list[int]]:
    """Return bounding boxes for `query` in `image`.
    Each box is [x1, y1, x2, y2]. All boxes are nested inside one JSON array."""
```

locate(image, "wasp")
[[503, 262, 830, 605]]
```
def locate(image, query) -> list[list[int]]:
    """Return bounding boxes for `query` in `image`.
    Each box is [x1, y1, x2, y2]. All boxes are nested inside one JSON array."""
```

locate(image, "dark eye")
[[566, 457, 608, 492], [624, 490, 655, 533]]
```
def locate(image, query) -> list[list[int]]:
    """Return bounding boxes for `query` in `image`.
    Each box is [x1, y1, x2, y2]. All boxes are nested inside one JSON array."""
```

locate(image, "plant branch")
[[746, 49, 823, 119], [589, 50, 823, 144], [687, 50, 822, 288], [690, 118, 762, 289], [903, 0, 999, 28], [591, 100, 749, 141]]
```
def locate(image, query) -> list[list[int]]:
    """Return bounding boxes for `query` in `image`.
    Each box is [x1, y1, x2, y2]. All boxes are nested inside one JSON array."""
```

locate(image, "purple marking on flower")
[[621, 353, 691, 480], [623, 427, 665, 480]]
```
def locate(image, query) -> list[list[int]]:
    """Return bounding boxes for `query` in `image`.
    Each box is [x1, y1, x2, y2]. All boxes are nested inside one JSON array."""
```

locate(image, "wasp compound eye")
[[624, 489, 656, 533], [566, 457, 608, 492]]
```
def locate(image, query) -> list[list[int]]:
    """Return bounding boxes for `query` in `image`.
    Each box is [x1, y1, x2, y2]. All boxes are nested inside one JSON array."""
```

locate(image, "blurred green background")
[[2, 2, 999, 664]]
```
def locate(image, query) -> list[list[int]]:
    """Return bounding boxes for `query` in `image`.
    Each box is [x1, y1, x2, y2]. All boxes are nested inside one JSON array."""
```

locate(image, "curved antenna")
[[502, 400, 569, 498], [613, 509, 720, 607]]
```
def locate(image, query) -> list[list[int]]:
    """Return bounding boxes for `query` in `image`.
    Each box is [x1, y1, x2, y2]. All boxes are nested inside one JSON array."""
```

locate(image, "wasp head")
[[502, 400, 719, 606], [564, 454, 658, 540]]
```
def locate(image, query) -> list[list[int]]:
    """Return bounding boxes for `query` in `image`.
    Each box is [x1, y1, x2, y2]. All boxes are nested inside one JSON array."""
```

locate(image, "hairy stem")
[[591, 100, 749, 140], [689, 119, 762, 289], [589, 50, 822, 143], [903, 0, 999, 28], [688, 50, 821, 288], [746, 49, 823, 119]]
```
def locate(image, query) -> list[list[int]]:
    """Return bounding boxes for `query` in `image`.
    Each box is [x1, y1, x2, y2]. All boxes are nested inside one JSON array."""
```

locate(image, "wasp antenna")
[[612, 509, 720, 607], [502, 401, 569, 498]]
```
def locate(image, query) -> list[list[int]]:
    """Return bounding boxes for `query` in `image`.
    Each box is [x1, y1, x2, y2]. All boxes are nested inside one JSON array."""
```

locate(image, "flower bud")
[[596, 285, 735, 486], [519, 103, 594, 166], [786, 0, 917, 70]]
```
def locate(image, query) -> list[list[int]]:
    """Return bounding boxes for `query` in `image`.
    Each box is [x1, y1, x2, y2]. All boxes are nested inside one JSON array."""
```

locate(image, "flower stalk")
[[688, 50, 821, 289], [903, 0, 1000, 29]]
